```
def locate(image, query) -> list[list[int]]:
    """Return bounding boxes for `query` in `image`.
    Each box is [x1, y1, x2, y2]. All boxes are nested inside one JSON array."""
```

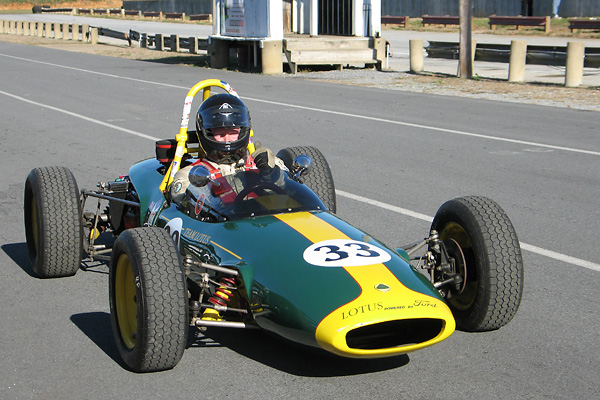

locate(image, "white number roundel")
[[303, 239, 391, 267]]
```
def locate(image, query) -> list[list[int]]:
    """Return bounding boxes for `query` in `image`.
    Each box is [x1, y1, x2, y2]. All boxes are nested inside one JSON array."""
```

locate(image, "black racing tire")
[[109, 228, 188, 373], [431, 196, 523, 332], [24, 167, 83, 278], [276, 146, 336, 213]]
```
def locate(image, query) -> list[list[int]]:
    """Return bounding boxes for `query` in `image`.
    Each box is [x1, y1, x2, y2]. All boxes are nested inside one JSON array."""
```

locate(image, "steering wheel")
[[233, 182, 285, 204]]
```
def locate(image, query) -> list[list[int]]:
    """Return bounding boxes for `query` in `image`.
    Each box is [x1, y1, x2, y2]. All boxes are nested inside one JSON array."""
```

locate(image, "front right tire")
[[24, 166, 83, 278]]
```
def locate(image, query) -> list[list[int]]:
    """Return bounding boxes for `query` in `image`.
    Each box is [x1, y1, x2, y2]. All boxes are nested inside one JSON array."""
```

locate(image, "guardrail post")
[[565, 41, 585, 87], [508, 40, 527, 82], [45, 22, 51, 38], [409, 39, 424, 73], [261, 40, 283, 74], [36, 22, 42, 37], [29, 21, 36, 35], [23, 20, 30, 35], [82, 24, 89, 41], [16, 20, 23, 35], [90, 27, 98, 44], [140, 33, 148, 48], [0, 20, 4, 34], [170, 34, 180, 52], [156, 34, 164, 50], [72, 23, 79, 40], [189, 37, 198, 54], [54, 22, 61, 38], [62, 23, 69, 40]]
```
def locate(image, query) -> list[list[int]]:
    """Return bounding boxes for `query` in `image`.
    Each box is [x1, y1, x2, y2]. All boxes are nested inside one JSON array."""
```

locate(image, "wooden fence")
[[382, 0, 600, 18]]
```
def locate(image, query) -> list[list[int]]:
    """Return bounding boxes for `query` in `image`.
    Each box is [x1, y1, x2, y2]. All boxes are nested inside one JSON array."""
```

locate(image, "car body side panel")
[[128, 158, 455, 355]]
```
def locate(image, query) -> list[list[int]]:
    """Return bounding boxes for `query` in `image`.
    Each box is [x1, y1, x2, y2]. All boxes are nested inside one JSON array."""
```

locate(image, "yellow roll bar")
[[159, 79, 254, 194]]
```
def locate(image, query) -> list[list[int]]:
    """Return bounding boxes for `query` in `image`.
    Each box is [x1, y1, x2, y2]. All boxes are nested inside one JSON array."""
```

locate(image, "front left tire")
[[109, 227, 188, 373], [431, 196, 524, 332]]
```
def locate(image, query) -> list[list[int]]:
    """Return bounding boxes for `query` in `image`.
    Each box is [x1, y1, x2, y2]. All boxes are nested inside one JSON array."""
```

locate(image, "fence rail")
[[0, 19, 208, 55]]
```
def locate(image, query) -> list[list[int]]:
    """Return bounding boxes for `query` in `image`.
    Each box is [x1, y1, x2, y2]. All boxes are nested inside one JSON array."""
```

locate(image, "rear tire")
[[277, 146, 336, 213], [109, 228, 188, 372], [24, 167, 83, 278], [431, 196, 523, 332]]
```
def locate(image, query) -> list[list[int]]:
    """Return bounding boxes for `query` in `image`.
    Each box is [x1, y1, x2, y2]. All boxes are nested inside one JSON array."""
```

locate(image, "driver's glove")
[[252, 142, 276, 171]]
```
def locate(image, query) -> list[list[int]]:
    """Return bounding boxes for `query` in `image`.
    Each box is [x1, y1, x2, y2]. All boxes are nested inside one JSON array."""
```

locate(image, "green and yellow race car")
[[24, 79, 523, 373]]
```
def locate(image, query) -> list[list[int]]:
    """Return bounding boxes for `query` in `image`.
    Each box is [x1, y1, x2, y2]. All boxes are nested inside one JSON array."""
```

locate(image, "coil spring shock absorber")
[[209, 277, 236, 306], [202, 277, 236, 321]]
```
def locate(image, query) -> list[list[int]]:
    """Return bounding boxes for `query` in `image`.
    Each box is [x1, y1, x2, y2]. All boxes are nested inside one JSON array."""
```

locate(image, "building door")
[[283, 0, 292, 34], [318, 0, 352, 35]]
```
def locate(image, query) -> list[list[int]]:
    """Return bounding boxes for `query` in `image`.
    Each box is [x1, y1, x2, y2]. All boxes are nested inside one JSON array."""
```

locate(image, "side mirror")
[[292, 155, 311, 181], [189, 165, 212, 188]]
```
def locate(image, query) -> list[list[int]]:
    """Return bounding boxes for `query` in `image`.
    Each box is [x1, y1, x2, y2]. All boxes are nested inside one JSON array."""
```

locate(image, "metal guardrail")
[[0, 19, 209, 54], [426, 41, 600, 68], [33, 6, 212, 23]]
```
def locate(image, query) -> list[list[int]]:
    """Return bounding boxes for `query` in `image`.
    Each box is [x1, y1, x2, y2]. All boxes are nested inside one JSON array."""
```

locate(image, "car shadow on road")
[[70, 312, 128, 369], [2, 242, 109, 277], [2, 242, 35, 277], [196, 327, 410, 377], [68, 311, 410, 375]]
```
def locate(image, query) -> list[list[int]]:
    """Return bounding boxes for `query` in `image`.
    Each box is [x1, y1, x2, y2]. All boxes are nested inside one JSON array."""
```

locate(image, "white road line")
[[1, 74, 599, 272], [1, 52, 599, 157], [0, 53, 187, 89], [0, 90, 162, 141], [336, 189, 433, 222], [243, 96, 600, 156]]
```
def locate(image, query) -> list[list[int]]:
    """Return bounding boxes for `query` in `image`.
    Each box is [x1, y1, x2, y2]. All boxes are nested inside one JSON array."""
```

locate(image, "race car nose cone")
[[315, 264, 456, 359]]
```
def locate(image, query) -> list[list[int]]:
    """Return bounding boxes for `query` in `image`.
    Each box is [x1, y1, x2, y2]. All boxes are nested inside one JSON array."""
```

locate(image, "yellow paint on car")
[[276, 212, 455, 358]]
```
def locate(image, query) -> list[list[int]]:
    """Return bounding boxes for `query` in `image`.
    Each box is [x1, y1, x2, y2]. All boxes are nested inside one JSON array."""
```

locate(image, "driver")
[[170, 93, 285, 203]]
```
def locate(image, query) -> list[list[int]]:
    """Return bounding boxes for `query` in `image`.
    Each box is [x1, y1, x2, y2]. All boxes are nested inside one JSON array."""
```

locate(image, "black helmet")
[[195, 93, 251, 164]]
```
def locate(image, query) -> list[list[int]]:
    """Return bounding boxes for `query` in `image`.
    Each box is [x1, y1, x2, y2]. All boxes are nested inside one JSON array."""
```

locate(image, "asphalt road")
[[1, 40, 599, 400]]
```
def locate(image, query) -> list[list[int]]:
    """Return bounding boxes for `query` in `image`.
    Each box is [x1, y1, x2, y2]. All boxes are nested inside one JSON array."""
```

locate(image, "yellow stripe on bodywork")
[[275, 212, 455, 358], [210, 240, 242, 260]]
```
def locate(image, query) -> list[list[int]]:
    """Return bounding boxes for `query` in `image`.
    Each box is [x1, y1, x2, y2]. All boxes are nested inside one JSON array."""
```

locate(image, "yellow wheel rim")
[[31, 197, 39, 252], [439, 222, 477, 311], [115, 254, 137, 350]]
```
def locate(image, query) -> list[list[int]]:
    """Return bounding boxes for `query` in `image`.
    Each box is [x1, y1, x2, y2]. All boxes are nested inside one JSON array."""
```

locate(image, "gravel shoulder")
[[2, 32, 599, 112]]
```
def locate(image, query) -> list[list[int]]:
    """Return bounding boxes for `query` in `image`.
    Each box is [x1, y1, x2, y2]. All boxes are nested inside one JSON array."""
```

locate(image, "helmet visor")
[[200, 102, 250, 131]]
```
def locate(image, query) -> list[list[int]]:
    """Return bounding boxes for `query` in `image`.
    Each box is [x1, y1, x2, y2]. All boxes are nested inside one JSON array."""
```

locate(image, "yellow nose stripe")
[[275, 212, 349, 242], [276, 212, 455, 357]]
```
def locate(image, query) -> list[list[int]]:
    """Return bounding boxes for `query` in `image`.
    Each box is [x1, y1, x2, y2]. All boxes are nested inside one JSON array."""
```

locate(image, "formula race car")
[[24, 79, 523, 373]]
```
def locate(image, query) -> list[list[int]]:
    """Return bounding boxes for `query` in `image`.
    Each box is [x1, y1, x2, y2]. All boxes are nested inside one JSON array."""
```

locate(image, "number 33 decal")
[[303, 239, 391, 267]]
